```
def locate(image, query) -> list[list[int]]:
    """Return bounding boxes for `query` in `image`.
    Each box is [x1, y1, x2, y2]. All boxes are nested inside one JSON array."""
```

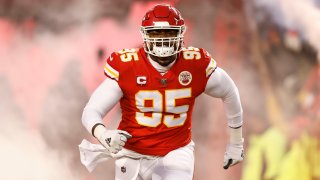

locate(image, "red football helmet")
[[140, 4, 186, 57]]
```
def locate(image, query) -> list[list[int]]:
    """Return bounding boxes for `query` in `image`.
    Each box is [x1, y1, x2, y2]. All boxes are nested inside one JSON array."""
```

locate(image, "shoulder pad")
[[180, 46, 212, 61], [104, 48, 140, 81], [181, 47, 217, 77], [104, 52, 120, 81], [198, 48, 217, 77]]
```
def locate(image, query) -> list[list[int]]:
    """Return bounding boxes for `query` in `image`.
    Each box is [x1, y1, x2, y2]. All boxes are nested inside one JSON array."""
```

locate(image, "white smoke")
[[0, 0, 153, 178], [0, 129, 79, 180], [0, 1, 103, 179], [280, 0, 320, 62], [252, 0, 320, 62], [0, 77, 81, 180]]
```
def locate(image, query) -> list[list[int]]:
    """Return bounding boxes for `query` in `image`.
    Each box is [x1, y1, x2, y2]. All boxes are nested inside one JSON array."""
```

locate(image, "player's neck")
[[148, 55, 176, 75]]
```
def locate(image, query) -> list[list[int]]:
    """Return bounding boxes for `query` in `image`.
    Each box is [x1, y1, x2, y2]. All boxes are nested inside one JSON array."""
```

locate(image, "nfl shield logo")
[[121, 166, 126, 173]]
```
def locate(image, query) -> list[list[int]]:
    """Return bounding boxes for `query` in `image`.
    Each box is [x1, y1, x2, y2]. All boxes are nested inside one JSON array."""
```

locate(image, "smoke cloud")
[[0, 77, 79, 180], [0, 0, 150, 179], [280, 0, 320, 61], [252, 0, 320, 61]]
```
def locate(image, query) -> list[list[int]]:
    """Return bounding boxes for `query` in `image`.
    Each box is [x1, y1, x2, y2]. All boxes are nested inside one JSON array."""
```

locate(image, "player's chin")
[[158, 59, 174, 66]]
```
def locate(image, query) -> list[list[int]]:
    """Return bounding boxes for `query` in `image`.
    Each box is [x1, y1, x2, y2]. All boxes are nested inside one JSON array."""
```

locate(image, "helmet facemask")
[[141, 26, 186, 57]]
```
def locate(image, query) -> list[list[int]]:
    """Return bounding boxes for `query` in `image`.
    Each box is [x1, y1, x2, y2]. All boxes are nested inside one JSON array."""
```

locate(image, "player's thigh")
[[115, 157, 140, 180], [163, 141, 195, 172], [153, 141, 195, 180]]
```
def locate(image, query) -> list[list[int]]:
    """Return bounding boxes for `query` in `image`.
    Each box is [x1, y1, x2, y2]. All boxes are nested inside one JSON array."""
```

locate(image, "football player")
[[82, 4, 244, 180]]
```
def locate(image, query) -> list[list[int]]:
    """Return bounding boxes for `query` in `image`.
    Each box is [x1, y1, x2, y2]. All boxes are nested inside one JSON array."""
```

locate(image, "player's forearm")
[[222, 85, 243, 145], [220, 76, 243, 144], [221, 78, 243, 146], [221, 86, 243, 129], [81, 78, 123, 135], [82, 106, 105, 134]]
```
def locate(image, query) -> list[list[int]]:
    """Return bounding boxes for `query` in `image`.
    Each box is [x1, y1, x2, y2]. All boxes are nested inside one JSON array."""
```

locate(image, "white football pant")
[[115, 141, 195, 180]]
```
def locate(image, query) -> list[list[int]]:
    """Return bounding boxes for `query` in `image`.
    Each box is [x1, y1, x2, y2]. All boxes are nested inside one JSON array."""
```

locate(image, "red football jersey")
[[104, 47, 217, 156]]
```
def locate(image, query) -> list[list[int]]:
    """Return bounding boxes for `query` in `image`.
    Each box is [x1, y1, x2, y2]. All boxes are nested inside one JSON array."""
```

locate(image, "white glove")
[[223, 139, 244, 169], [93, 124, 132, 154]]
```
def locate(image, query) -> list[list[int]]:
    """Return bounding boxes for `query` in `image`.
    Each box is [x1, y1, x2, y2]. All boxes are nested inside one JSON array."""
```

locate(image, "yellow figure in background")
[[276, 132, 311, 180], [242, 127, 287, 180]]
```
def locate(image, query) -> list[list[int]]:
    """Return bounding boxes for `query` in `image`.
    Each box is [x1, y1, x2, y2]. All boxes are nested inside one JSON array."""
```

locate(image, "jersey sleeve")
[[104, 52, 120, 81], [200, 48, 218, 78]]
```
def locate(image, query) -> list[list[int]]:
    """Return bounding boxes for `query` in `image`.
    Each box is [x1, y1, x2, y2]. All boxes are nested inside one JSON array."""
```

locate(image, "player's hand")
[[93, 124, 132, 154], [223, 140, 244, 169]]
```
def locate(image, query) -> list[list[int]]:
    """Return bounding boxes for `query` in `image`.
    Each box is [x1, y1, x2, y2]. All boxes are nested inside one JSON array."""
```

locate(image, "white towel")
[[79, 139, 157, 172], [79, 139, 112, 172]]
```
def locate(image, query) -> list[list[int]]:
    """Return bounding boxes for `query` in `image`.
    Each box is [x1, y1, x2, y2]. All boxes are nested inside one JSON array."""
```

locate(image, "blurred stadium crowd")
[[243, 0, 320, 179], [0, 0, 319, 179]]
